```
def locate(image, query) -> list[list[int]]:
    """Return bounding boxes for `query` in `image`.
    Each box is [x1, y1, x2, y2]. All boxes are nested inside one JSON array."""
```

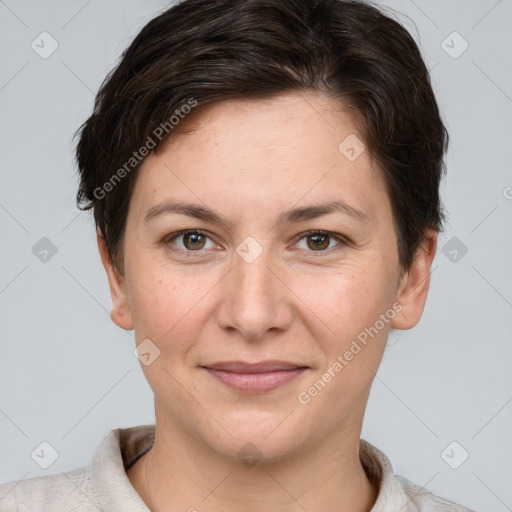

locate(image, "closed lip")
[[201, 360, 309, 373]]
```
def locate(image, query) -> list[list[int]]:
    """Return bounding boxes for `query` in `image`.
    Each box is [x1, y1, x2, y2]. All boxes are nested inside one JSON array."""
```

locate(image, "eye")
[[294, 230, 348, 253], [163, 229, 348, 256], [164, 230, 218, 254]]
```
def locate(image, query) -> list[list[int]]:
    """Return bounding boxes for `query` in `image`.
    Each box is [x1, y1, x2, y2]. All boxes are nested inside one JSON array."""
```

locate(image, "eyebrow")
[[143, 199, 370, 227]]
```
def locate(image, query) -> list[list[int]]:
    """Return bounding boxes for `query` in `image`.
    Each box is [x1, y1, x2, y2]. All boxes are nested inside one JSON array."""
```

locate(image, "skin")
[[98, 91, 437, 512]]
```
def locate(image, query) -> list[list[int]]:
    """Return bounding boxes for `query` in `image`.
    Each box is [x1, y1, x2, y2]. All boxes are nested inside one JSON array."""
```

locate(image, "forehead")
[[129, 92, 390, 227]]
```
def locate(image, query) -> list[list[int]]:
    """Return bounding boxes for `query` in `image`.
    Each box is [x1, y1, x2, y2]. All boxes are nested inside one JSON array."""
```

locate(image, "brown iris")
[[307, 233, 330, 251], [183, 232, 207, 250]]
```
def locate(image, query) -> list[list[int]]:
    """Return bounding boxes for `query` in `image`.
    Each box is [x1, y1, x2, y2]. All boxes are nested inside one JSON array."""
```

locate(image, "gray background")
[[0, 1, 511, 510]]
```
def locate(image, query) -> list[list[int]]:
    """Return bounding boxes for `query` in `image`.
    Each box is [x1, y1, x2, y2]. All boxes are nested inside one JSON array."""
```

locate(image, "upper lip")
[[202, 360, 308, 373]]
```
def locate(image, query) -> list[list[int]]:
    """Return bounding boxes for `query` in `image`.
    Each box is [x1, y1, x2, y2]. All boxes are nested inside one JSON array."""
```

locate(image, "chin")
[[202, 407, 312, 465]]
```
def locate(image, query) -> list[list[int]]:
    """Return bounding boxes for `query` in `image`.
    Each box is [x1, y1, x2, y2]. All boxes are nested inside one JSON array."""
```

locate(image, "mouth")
[[200, 360, 309, 393]]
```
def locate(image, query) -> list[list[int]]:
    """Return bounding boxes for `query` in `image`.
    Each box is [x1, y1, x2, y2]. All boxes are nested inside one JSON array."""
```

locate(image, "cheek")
[[296, 260, 393, 337], [295, 258, 396, 392], [296, 269, 393, 407], [126, 256, 224, 356], [128, 275, 173, 338], [126, 266, 207, 396]]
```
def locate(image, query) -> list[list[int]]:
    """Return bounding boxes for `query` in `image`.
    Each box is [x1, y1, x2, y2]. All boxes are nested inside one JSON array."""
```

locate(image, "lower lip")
[[203, 368, 307, 393]]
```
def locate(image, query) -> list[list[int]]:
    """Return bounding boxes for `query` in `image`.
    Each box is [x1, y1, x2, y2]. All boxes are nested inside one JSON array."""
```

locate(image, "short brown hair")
[[73, 0, 449, 273]]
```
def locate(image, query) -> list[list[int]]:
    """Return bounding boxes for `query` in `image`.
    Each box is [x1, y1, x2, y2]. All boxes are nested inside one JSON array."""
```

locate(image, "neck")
[[128, 416, 378, 512]]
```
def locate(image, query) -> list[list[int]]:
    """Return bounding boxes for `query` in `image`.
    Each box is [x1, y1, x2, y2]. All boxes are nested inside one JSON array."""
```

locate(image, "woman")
[[0, 0, 476, 510]]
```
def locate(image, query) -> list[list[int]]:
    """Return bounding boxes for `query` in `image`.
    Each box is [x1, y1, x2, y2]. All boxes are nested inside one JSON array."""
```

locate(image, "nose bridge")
[[234, 236, 276, 307], [234, 241, 274, 297], [218, 236, 289, 339]]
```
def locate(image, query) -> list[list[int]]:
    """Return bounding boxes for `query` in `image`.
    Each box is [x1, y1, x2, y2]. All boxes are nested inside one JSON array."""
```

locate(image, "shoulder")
[[396, 475, 477, 511], [0, 425, 153, 511], [359, 439, 476, 512], [0, 465, 100, 511]]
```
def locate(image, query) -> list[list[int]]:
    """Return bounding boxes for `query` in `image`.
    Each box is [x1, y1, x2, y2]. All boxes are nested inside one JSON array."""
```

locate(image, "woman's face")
[[100, 91, 435, 461]]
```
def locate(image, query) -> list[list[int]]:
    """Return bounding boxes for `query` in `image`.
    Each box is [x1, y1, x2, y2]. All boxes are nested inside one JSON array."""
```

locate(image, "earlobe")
[[96, 230, 134, 331], [391, 230, 438, 331]]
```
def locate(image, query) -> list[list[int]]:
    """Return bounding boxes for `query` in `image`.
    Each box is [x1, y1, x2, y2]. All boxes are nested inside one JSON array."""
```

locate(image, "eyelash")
[[163, 229, 349, 257]]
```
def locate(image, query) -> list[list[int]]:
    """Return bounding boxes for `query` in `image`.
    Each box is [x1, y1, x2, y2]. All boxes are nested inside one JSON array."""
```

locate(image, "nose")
[[215, 242, 293, 341]]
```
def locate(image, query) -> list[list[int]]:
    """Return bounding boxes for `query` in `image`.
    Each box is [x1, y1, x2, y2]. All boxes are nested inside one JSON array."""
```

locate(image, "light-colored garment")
[[0, 424, 475, 511]]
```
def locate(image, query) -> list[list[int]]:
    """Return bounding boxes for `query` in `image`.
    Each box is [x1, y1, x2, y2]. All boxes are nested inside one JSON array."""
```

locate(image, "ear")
[[97, 230, 134, 330], [391, 229, 438, 330]]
